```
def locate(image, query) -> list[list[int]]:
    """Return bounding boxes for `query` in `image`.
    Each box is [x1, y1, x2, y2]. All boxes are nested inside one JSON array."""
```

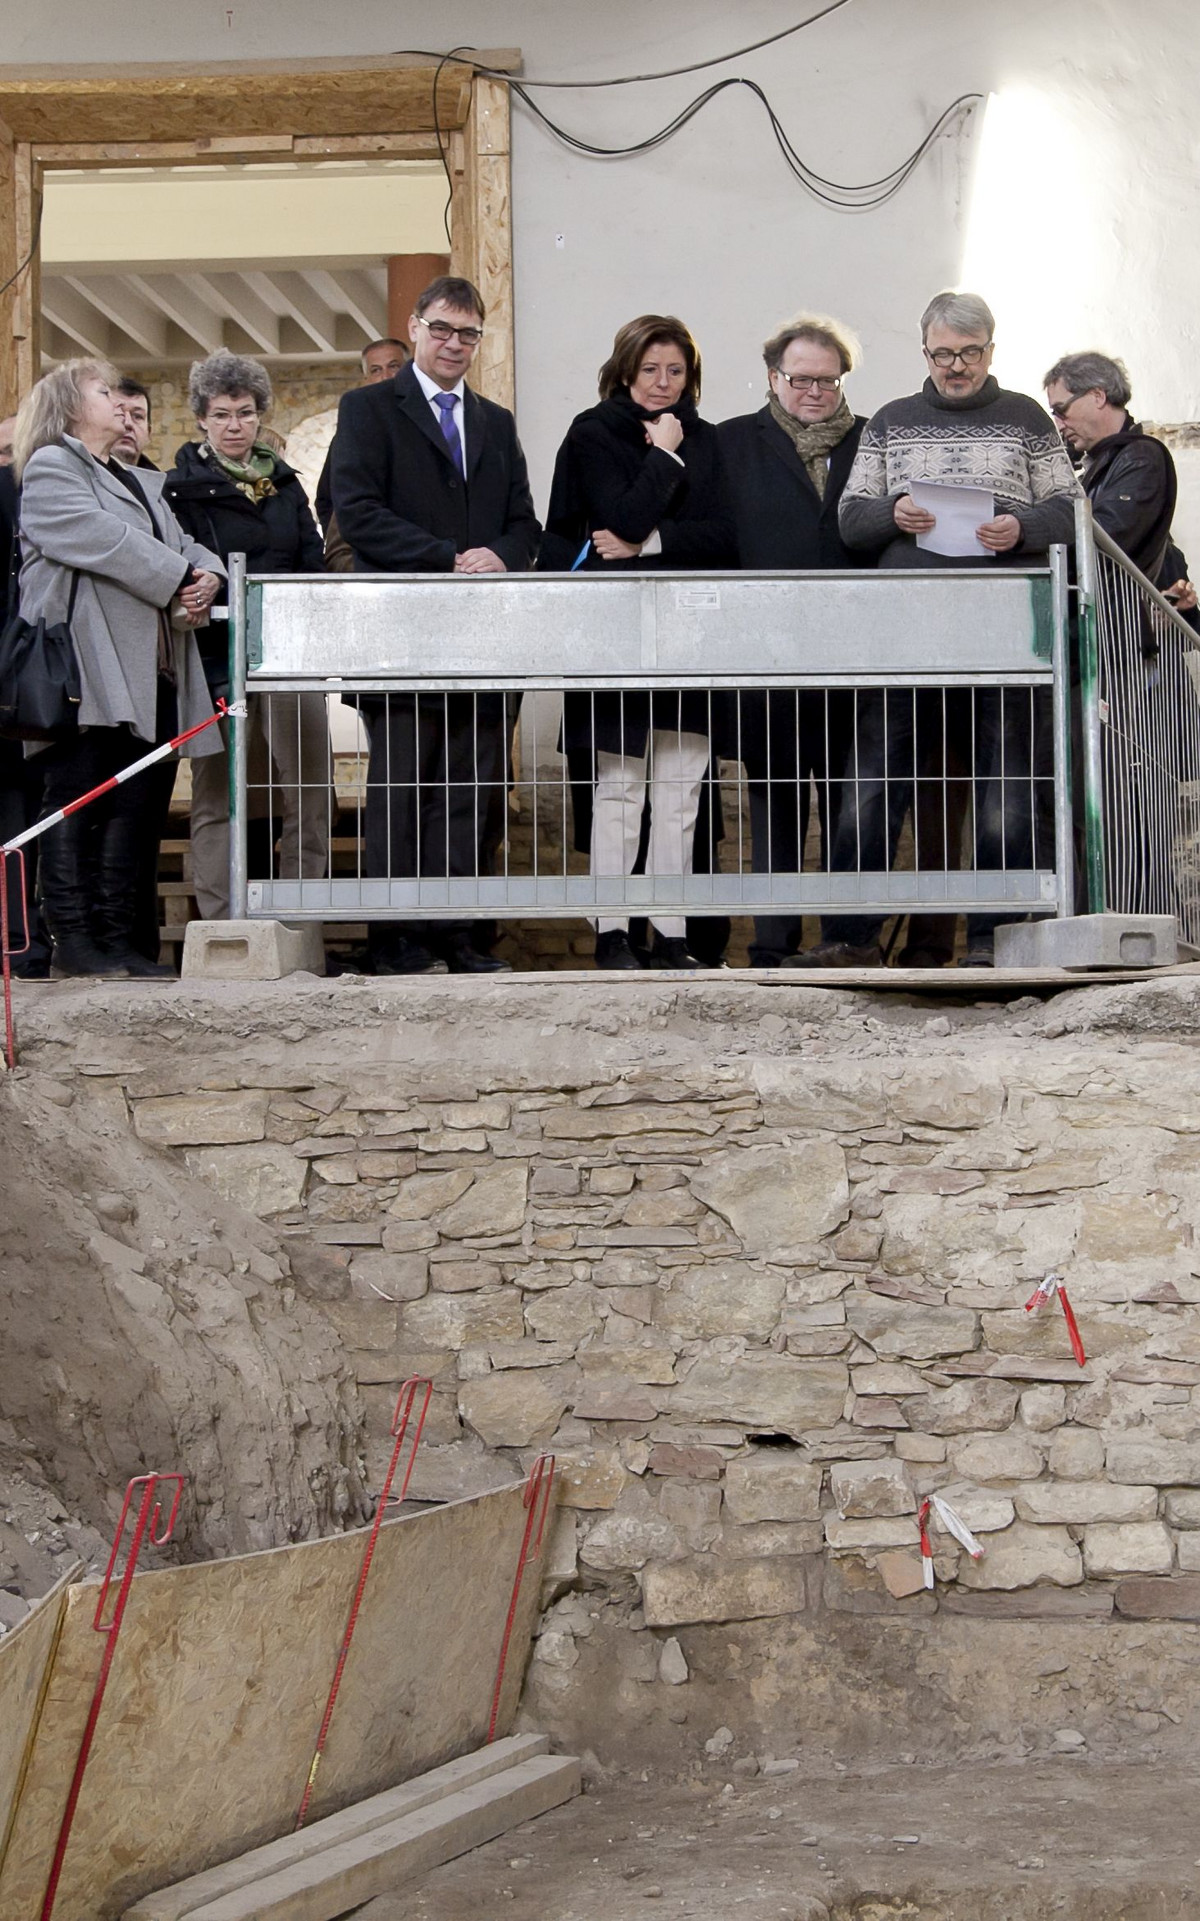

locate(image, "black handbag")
[[0, 522, 82, 741]]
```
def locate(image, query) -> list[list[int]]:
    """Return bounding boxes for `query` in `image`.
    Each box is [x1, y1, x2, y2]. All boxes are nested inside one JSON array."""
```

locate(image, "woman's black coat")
[[540, 399, 735, 761], [164, 442, 324, 686]]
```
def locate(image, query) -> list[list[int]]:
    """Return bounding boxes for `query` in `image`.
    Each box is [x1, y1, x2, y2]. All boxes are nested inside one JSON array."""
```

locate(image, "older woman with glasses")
[[165, 349, 331, 922], [541, 314, 734, 971], [13, 359, 223, 977]]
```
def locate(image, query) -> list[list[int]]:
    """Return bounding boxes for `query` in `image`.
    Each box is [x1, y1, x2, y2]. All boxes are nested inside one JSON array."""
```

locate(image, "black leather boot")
[[93, 811, 175, 979], [39, 816, 130, 979]]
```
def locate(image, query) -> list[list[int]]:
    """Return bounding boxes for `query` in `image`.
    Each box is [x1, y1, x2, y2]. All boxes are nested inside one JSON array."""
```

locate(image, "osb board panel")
[[0, 57, 478, 142], [0, 1577, 70, 1871], [0, 1479, 551, 1921]]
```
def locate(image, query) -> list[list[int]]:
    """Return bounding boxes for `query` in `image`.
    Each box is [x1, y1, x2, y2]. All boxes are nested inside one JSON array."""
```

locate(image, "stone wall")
[[15, 973, 1200, 1762]]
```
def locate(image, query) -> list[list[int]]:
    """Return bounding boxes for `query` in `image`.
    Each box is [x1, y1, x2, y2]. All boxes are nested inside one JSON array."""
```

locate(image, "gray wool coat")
[[17, 435, 225, 754]]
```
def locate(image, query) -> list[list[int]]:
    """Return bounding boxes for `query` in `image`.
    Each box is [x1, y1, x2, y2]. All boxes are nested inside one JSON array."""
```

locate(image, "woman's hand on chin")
[[592, 529, 642, 561], [644, 414, 684, 455]]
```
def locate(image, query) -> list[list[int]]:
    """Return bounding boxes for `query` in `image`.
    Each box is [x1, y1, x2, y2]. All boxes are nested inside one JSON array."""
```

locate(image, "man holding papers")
[[791, 291, 1079, 969]]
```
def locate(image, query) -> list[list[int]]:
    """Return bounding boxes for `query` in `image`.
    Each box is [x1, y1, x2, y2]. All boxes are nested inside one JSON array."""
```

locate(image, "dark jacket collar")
[[394, 360, 483, 477], [1087, 415, 1142, 462]]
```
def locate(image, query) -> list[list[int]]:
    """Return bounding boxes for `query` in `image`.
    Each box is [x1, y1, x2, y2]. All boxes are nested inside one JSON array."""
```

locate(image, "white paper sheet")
[[909, 479, 995, 559]]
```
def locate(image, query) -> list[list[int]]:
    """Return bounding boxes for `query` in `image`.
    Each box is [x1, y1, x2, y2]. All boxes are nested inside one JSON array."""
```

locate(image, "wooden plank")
[[0, 1478, 553, 1921], [0, 56, 487, 143], [124, 1736, 549, 1921], [182, 1755, 581, 1921], [0, 1574, 72, 1882], [452, 78, 514, 413], [0, 133, 16, 413], [10, 143, 38, 400]]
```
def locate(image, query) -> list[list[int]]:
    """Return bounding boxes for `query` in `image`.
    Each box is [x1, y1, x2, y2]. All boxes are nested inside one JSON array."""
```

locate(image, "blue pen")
[[571, 538, 591, 571]]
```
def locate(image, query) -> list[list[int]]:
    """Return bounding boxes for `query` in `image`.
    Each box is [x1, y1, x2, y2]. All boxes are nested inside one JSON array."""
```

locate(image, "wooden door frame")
[[0, 53, 516, 412]]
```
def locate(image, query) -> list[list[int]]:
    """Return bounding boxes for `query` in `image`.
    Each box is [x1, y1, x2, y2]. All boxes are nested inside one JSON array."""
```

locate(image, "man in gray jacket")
[[794, 291, 1079, 968]]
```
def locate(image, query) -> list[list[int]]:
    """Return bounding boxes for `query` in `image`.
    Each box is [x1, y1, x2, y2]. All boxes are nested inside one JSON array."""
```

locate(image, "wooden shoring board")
[[0, 1572, 73, 1880], [123, 1735, 551, 1921], [0, 1478, 551, 1921]]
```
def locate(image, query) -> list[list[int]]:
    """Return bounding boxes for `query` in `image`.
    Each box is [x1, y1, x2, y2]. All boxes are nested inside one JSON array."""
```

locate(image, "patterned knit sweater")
[[838, 375, 1081, 568]]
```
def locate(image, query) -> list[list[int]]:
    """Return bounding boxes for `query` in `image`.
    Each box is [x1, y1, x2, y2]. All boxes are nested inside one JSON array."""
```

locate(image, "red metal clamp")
[[486, 1454, 556, 1744]]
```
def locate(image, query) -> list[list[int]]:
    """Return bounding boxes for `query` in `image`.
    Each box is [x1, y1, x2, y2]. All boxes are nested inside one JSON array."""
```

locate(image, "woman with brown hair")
[[542, 314, 733, 970]]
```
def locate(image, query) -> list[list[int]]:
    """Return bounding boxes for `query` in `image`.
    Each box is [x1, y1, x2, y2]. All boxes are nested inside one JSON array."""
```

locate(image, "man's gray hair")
[[1042, 350, 1132, 410], [188, 348, 273, 419], [12, 356, 120, 480], [920, 290, 995, 343]]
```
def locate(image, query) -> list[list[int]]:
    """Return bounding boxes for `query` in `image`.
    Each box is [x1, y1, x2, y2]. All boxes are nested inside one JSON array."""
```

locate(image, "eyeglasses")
[[776, 371, 842, 393], [924, 343, 992, 368], [416, 317, 484, 347], [1048, 392, 1089, 420]]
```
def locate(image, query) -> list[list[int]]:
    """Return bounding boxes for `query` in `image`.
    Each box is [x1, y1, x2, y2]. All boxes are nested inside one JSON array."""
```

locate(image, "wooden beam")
[[452, 76, 514, 414], [0, 134, 16, 412], [12, 144, 39, 398], [0, 55, 489, 143]]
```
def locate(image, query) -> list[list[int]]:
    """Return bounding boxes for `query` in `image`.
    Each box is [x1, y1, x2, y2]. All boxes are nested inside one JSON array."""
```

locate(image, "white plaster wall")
[[8, 1, 1200, 511]]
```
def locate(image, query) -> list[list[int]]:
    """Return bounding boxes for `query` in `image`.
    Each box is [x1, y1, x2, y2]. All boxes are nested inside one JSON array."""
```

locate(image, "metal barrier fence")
[[227, 553, 1074, 932], [1075, 501, 1200, 950]]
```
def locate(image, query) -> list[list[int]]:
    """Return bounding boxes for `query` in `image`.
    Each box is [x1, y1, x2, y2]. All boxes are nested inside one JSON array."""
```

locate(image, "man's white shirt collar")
[[413, 365, 465, 406]]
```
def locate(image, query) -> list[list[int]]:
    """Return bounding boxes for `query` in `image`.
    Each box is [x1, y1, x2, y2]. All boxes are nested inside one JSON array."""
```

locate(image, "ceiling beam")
[[186, 271, 281, 355], [63, 271, 168, 356], [125, 271, 222, 353], [263, 270, 339, 353], [40, 277, 108, 355]]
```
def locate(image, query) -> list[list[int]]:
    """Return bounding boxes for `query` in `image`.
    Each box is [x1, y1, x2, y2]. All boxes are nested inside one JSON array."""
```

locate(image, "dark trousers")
[[37, 680, 179, 955], [822, 689, 915, 949], [0, 739, 51, 972], [965, 687, 1052, 945], [740, 689, 850, 963], [821, 688, 1052, 951], [364, 692, 508, 957]]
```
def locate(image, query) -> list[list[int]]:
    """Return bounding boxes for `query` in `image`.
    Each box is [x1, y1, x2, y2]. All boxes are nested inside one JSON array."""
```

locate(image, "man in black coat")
[[331, 274, 541, 974], [1043, 349, 1192, 590], [718, 314, 867, 965]]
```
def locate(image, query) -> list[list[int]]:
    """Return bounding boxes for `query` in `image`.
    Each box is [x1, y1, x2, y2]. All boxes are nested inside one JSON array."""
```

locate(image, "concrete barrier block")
[[993, 914, 1178, 972], [182, 920, 325, 982]]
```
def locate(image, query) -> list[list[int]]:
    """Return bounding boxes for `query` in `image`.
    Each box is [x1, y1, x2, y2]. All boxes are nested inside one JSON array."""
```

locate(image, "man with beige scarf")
[[719, 313, 869, 966]]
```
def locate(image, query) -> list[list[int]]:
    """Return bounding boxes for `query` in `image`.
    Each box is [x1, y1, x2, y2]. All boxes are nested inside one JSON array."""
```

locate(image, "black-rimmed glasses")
[[775, 371, 842, 393], [924, 343, 992, 368], [417, 317, 484, 347]]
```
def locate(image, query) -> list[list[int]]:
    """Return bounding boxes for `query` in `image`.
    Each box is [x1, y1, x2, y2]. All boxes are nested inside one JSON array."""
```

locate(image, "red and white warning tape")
[[1, 699, 242, 1070], [918, 1494, 985, 1590], [1, 699, 243, 858], [1024, 1269, 1087, 1368]]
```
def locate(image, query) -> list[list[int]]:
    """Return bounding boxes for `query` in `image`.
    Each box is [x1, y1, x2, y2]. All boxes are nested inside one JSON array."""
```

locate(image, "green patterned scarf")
[[204, 441, 280, 503], [766, 391, 856, 499]]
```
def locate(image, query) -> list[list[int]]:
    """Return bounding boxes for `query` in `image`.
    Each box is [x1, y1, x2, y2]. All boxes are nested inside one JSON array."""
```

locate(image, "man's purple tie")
[[432, 390, 464, 476]]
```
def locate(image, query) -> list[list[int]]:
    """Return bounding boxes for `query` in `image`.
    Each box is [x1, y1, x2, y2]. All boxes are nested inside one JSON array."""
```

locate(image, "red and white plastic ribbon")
[[1024, 1270, 1087, 1368], [918, 1494, 985, 1589]]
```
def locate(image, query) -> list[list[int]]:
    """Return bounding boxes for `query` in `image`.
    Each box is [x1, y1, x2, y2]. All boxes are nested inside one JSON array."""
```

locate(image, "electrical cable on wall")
[[0, 192, 43, 301], [401, 8, 980, 224]]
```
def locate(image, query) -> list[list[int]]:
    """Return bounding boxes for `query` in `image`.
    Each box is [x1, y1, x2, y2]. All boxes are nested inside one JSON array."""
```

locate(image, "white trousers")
[[591, 730, 709, 938], [190, 692, 332, 920]]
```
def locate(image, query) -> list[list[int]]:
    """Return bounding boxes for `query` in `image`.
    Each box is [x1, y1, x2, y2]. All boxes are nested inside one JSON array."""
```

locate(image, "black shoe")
[[594, 930, 643, 971], [647, 935, 703, 971], [373, 938, 449, 976], [958, 945, 995, 968], [101, 947, 176, 979], [442, 935, 511, 974], [898, 947, 951, 969], [784, 940, 883, 969], [49, 937, 131, 980]]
